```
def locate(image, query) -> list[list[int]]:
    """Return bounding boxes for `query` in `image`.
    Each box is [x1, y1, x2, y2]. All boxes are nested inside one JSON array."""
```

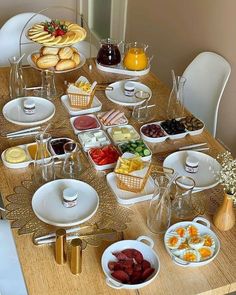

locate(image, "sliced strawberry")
[[112, 251, 130, 261], [108, 261, 116, 271], [141, 267, 155, 281], [133, 263, 142, 272], [121, 249, 144, 263], [142, 260, 151, 270], [130, 270, 142, 284], [111, 270, 129, 283]]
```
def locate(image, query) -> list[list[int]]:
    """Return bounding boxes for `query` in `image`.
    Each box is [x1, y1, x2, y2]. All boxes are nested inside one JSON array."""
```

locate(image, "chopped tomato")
[[89, 145, 119, 166]]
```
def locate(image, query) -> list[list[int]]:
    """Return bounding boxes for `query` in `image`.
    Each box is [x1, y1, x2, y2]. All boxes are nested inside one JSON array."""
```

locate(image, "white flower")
[[217, 152, 236, 203]]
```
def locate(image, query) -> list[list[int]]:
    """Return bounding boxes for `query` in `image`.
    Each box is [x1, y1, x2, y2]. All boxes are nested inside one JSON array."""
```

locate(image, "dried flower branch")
[[217, 151, 236, 202]]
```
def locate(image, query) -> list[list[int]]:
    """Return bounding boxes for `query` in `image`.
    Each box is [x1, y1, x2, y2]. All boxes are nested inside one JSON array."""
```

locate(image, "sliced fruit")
[[56, 34, 70, 46], [28, 28, 44, 36], [31, 33, 52, 41], [43, 36, 62, 46]]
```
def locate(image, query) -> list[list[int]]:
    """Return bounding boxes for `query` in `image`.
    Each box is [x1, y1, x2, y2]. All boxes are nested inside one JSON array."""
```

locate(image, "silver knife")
[[0, 193, 6, 220]]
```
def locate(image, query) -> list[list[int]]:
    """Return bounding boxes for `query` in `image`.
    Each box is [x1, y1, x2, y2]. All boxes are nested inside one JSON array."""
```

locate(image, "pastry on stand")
[[26, 19, 87, 100]]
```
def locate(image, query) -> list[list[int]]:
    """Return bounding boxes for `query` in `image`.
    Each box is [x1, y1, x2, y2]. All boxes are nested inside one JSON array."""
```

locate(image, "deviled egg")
[[181, 249, 200, 262], [203, 234, 215, 249], [198, 246, 214, 261], [187, 225, 199, 238], [172, 241, 190, 257], [175, 227, 187, 239], [166, 233, 182, 250], [188, 236, 205, 250]]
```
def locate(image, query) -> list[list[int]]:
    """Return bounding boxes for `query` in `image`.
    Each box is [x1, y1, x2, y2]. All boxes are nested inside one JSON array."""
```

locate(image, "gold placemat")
[[5, 156, 134, 246]]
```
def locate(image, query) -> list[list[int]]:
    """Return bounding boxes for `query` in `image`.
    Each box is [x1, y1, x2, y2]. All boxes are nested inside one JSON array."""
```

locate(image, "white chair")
[[182, 51, 231, 137], [0, 12, 50, 66]]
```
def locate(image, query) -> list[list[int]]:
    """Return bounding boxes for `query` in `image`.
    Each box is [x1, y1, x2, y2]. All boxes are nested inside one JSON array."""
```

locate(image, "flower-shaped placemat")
[[5, 155, 134, 247]]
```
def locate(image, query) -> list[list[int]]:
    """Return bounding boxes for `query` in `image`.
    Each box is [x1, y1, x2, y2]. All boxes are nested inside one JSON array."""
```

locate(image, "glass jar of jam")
[[97, 38, 121, 66]]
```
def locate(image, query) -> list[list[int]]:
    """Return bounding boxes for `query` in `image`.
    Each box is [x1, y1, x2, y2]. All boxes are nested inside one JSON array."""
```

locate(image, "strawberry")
[[55, 28, 66, 36]]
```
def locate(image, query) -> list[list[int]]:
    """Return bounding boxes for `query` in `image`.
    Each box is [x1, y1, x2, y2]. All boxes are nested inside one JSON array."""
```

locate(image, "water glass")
[[147, 178, 172, 234], [171, 176, 196, 221], [62, 141, 82, 179], [132, 91, 151, 123]]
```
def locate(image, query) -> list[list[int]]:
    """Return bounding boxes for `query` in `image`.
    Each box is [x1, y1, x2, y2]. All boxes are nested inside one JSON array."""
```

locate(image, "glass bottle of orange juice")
[[123, 42, 148, 71]]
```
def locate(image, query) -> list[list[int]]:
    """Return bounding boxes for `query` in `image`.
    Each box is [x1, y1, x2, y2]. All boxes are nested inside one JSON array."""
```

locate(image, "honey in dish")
[[27, 143, 50, 160]]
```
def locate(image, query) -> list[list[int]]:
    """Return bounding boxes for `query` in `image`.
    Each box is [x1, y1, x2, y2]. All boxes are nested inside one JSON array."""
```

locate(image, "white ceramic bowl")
[[164, 217, 220, 267], [117, 140, 152, 162], [88, 145, 120, 171], [101, 236, 160, 289]]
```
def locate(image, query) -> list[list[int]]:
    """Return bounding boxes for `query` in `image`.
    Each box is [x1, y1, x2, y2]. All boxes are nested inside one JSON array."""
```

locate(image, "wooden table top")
[[0, 60, 235, 295]]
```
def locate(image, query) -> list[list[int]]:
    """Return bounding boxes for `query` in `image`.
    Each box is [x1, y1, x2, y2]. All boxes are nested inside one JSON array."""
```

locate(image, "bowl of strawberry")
[[101, 236, 160, 289], [88, 145, 120, 171]]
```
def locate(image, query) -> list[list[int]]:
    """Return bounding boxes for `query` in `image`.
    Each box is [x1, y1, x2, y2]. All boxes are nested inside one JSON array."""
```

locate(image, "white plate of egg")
[[164, 217, 220, 267]]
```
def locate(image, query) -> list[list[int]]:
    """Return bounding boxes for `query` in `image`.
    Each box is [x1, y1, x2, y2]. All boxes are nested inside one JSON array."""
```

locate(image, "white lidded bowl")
[[164, 217, 220, 267], [101, 236, 160, 289]]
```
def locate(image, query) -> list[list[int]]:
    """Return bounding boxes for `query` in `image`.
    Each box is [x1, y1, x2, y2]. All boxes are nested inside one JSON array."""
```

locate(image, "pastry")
[[5, 147, 27, 163], [71, 52, 80, 66], [58, 47, 73, 59], [55, 59, 76, 71], [41, 46, 59, 55], [36, 55, 59, 69], [31, 53, 40, 64], [71, 47, 79, 53]]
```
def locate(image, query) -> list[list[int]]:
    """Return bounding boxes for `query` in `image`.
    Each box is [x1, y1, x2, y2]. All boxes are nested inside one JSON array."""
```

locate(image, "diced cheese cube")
[[94, 131, 103, 138], [98, 136, 107, 142]]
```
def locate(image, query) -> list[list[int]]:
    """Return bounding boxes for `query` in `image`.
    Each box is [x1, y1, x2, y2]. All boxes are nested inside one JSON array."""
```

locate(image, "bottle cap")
[[186, 156, 199, 167], [124, 82, 135, 91], [63, 188, 78, 201], [23, 98, 35, 109]]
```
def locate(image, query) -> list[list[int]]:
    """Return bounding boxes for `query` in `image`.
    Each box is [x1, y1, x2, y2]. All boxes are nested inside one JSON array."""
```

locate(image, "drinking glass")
[[171, 176, 196, 221], [167, 73, 186, 119], [62, 141, 82, 179], [41, 70, 57, 100], [147, 176, 172, 234], [8, 55, 25, 99], [132, 91, 151, 123], [34, 133, 55, 184]]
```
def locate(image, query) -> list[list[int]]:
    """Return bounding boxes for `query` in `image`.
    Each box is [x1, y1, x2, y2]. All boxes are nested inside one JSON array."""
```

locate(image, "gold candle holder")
[[70, 238, 82, 275], [55, 229, 66, 264]]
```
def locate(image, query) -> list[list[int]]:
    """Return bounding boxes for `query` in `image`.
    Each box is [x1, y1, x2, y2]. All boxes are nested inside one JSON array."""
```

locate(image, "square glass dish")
[[70, 114, 101, 135], [107, 125, 140, 145], [96, 110, 128, 129], [78, 130, 111, 152]]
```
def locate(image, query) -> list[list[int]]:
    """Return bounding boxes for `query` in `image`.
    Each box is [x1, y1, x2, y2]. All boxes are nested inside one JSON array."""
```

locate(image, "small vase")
[[213, 193, 235, 231]]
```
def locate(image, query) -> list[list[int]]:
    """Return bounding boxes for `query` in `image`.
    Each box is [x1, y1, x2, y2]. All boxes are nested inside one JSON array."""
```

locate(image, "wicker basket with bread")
[[67, 76, 97, 109]]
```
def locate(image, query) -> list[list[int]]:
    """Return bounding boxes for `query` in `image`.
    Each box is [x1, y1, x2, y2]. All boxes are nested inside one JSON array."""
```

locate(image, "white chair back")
[[0, 12, 50, 66], [182, 52, 231, 137]]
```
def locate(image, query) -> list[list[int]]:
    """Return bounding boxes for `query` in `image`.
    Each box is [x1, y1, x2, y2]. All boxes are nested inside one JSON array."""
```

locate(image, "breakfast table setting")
[[0, 16, 236, 295]]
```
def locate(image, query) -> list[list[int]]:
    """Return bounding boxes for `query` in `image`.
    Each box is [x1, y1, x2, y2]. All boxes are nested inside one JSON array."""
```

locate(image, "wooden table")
[[0, 60, 235, 295]]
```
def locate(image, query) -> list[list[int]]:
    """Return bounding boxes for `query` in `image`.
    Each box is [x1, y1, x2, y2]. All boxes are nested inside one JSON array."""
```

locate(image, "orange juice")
[[123, 47, 148, 71]]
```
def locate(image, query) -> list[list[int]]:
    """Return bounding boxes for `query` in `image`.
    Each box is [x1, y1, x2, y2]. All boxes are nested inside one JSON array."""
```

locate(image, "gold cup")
[[55, 229, 66, 264], [70, 238, 82, 275]]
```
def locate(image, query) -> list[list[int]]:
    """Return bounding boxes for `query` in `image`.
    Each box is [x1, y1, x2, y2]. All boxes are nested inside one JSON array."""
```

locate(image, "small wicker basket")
[[115, 163, 152, 193], [67, 88, 96, 109]]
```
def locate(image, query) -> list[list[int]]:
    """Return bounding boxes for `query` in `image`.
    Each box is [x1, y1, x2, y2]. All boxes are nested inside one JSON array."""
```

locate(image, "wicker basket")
[[67, 88, 96, 109], [115, 164, 152, 193]]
